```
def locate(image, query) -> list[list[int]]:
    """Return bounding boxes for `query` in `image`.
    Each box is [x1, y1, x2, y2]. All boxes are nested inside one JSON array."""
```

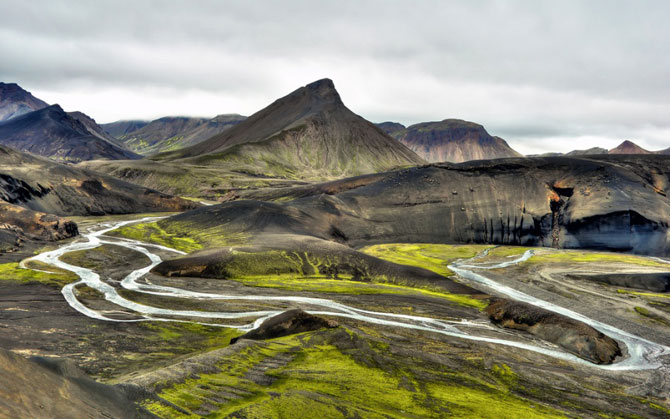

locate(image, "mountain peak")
[[295, 78, 341, 104], [609, 140, 652, 155]]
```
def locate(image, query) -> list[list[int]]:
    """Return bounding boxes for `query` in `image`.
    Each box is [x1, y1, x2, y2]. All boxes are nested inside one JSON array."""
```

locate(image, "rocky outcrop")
[[230, 309, 338, 344], [0, 201, 78, 255], [485, 299, 622, 364]]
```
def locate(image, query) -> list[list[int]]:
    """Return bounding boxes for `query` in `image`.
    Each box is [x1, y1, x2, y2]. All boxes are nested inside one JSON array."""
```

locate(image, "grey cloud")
[[1, 0, 670, 153]]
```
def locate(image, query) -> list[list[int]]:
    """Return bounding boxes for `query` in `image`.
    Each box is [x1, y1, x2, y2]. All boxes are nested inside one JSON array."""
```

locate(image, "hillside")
[[0, 144, 197, 254], [101, 120, 149, 138], [0, 105, 140, 162], [105, 114, 246, 155], [160, 154, 670, 256], [389, 119, 523, 163], [0, 82, 48, 122]]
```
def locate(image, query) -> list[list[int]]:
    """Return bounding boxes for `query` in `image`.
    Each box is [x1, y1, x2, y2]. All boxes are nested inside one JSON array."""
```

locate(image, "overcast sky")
[[1, 0, 669, 154]]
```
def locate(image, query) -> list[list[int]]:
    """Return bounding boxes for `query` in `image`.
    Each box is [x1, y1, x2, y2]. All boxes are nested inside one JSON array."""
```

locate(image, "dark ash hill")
[[159, 154, 670, 256]]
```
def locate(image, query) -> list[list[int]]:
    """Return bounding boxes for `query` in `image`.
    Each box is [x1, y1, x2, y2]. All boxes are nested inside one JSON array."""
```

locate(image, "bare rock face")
[[230, 309, 338, 344], [485, 299, 622, 364]]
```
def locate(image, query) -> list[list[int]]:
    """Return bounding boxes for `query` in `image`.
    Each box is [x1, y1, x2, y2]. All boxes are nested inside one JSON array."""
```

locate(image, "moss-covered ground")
[[0, 261, 78, 287], [143, 329, 568, 419], [360, 243, 490, 277], [108, 222, 203, 253]]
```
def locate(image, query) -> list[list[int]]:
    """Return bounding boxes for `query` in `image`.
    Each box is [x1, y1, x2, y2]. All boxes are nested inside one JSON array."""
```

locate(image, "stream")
[[23, 217, 670, 371]]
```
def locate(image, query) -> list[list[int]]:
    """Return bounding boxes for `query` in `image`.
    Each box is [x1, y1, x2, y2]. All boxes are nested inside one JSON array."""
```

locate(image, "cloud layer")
[[1, 0, 669, 154]]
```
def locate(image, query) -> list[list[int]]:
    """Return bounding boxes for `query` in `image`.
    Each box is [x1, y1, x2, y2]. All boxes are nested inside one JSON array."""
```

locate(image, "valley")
[[0, 213, 667, 417]]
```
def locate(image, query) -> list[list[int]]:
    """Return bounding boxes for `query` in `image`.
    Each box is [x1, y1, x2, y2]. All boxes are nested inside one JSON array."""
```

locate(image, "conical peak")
[[299, 78, 341, 104]]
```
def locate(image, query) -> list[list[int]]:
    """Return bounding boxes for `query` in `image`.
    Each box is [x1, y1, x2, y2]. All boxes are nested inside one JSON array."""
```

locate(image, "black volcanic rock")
[[485, 299, 622, 364], [155, 78, 425, 179], [0, 82, 49, 121], [0, 105, 140, 162], [230, 309, 338, 344], [391, 119, 523, 163]]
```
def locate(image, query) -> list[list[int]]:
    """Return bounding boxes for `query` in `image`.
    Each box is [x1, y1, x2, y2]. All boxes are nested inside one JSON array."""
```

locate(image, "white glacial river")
[[23, 217, 670, 371]]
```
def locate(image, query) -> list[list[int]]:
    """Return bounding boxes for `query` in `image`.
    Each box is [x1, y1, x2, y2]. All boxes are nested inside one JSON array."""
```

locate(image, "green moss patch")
[[143, 330, 567, 419], [0, 261, 78, 287], [361, 243, 490, 277], [108, 222, 203, 253]]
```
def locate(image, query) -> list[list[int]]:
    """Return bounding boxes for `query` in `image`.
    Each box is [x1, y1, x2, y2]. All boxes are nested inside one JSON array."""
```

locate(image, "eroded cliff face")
[[171, 155, 670, 256]]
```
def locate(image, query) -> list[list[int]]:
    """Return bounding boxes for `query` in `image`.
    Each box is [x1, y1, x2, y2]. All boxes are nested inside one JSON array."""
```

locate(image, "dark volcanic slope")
[[0, 105, 140, 162], [0, 348, 151, 418], [0, 82, 48, 121], [156, 79, 426, 179], [108, 114, 246, 155], [164, 155, 670, 256], [0, 145, 196, 216], [390, 119, 523, 163]]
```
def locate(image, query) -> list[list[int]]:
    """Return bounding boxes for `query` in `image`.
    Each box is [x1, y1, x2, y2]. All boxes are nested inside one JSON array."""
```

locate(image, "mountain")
[[0, 82, 49, 121], [82, 79, 425, 197], [104, 114, 246, 155], [101, 120, 149, 138], [566, 147, 608, 156], [0, 105, 140, 162], [388, 119, 523, 163], [608, 140, 652, 154], [156, 79, 425, 177]]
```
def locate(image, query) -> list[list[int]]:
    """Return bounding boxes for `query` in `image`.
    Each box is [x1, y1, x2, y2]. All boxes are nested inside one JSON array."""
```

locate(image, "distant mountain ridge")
[[379, 119, 522, 163], [0, 82, 49, 121], [102, 114, 247, 155], [0, 104, 140, 162]]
